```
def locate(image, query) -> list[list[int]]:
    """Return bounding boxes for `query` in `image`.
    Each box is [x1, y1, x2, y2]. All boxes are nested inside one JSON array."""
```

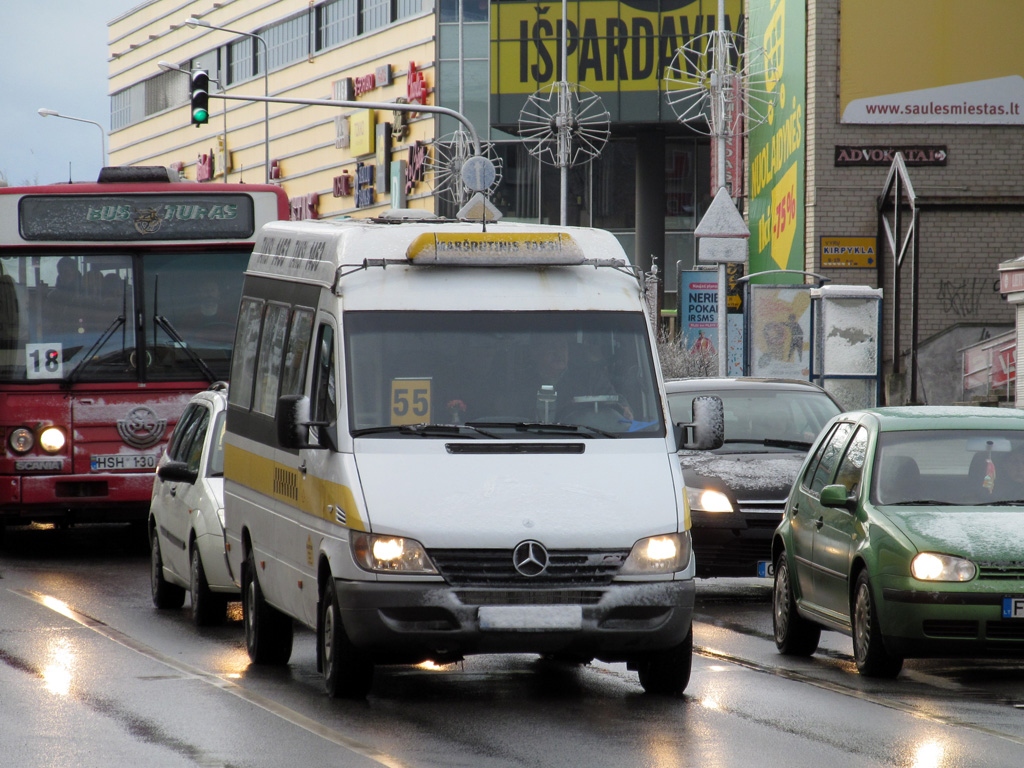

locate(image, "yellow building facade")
[[108, 0, 439, 218]]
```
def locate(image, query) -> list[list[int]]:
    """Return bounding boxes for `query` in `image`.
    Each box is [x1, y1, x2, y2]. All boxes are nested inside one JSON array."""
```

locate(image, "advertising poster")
[[747, 0, 805, 280], [749, 284, 812, 379], [840, 0, 1024, 125], [680, 270, 743, 375], [489, 0, 744, 124]]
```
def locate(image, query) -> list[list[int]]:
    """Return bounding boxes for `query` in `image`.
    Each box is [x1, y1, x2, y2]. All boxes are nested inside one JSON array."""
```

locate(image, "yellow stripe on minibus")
[[225, 443, 366, 531]]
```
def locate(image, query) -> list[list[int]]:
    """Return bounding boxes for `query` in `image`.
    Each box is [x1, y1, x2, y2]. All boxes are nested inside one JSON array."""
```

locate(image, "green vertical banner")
[[747, 0, 805, 282]]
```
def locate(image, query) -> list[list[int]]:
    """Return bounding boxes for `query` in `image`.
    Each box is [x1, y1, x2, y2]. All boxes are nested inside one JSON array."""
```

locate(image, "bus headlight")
[[620, 531, 692, 574], [39, 427, 66, 453], [352, 532, 437, 574], [9, 427, 34, 454]]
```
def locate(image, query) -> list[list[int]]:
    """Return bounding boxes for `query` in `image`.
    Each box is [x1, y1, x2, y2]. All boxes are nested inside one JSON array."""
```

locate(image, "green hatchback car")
[[772, 406, 1024, 677]]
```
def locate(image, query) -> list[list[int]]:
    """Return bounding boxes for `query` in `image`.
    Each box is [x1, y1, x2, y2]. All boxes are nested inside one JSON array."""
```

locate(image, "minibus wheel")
[[635, 627, 692, 696], [321, 578, 373, 699], [242, 549, 294, 665]]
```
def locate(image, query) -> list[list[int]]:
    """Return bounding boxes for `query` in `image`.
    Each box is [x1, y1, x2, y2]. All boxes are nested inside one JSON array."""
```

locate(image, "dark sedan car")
[[666, 378, 843, 578]]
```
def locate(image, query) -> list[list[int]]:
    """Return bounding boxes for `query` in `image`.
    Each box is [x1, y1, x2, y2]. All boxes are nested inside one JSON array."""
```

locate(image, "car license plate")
[[479, 605, 583, 631], [90, 453, 159, 471], [757, 560, 775, 578], [1003, 597, 1024, 618]]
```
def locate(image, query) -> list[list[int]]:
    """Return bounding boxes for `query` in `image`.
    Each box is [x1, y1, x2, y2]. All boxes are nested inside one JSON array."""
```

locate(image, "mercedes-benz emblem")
[[512, 540, 549, 577]]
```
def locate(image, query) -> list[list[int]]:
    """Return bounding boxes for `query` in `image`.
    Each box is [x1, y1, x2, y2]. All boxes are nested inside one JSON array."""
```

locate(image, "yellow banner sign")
[[820, 236, 877, 269], [491, 0, 742, 94]]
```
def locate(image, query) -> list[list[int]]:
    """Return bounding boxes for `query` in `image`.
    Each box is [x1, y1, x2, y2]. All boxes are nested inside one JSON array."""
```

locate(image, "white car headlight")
[[911, 552, 976, 582], [620, 531, 692, 574], [352, 531, 437, 574], [685, 486, 733, 513]]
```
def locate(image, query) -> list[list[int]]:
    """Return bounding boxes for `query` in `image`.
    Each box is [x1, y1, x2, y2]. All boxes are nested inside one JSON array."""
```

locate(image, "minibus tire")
[[151, 525, 186, 609], [636, 628, 692, 696], [242, 550, 294, 665], [321, 578, 373, 699]]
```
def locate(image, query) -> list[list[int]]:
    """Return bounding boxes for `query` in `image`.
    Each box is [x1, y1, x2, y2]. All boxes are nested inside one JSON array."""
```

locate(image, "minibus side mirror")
[[277, 394, 335, 451], [157, 460, 198, 485], [675, 395, 725, 451]]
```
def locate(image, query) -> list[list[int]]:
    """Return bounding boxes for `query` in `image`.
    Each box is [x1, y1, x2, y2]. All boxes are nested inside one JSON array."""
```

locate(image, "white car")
[[148, 382, 237, 625]]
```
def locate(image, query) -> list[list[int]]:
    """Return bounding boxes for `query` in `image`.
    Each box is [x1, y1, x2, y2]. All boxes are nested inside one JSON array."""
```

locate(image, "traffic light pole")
[[208, 92, 484, 157]]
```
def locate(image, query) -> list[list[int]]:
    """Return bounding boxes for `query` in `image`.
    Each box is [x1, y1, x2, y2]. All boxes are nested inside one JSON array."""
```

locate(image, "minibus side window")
[[230, 298, 265, 410], [253, 303, 289, 416], [310, 324, 338, 447], [280, 309, 314, 398]]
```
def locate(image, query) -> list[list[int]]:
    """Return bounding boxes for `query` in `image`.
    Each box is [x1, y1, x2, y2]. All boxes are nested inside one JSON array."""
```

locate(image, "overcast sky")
[[1, 1, 137, 186]]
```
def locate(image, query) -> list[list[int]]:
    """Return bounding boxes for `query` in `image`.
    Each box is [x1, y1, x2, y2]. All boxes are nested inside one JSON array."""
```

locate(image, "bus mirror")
[[277, 394, 334, 450], [676, 395, 724, 451]]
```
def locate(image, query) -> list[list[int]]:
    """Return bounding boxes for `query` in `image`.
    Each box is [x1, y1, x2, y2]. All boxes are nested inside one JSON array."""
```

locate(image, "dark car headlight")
[[685, 485, 734, 513], [911, 552, 976, 582]]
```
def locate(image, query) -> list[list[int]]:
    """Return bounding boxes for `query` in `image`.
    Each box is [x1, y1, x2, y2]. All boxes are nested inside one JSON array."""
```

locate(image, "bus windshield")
[[0, 251, 248, 383]]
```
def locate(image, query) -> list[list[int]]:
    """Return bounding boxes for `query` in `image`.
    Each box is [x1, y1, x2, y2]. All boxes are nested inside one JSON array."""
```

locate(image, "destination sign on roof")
[[406, 232, 585, 265], [19, 194, 256, 241]]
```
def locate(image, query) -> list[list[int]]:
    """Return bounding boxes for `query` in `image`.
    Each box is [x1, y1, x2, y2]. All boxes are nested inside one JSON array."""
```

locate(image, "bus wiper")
[[153, 314, 216, 383], [978, 499, 1024, 506], [351, 423, 499, 438], [763, 438, 813, 450], [464, 421, 617, 438], [63, 315, 126, 386]]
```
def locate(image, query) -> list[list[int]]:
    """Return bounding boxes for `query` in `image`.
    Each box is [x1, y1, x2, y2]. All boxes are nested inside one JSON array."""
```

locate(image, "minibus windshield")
[[345, 310, 665, 438]]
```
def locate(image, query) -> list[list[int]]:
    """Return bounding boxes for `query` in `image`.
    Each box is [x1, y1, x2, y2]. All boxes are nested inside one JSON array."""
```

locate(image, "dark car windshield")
[[873, 430, 1024, 506], [668, 386, 841, 450]]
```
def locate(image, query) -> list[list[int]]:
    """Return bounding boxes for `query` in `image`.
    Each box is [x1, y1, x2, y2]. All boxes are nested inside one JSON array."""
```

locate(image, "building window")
[[264, 14, 311, 71], [317, 0, 357, 49], [110, 89, 132, 131], [226, 37, 256, 85], [362, 0, 391, 34], [397, 0, 424, 19]]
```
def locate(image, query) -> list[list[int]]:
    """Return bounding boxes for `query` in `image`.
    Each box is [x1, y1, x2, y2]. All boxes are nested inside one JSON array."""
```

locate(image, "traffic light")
[[190, 70, 209, 126]]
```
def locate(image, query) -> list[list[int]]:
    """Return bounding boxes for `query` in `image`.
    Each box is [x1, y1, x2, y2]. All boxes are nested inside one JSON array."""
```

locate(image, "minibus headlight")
[[9, 427, 34, 454], [352, 532, 437, 574], [620, 531, 692, 574], [39, 427, 66, 453]]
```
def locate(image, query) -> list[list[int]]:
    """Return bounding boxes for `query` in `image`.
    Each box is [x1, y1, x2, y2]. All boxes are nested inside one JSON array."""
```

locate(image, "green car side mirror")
[[820, 483, 854, 509]]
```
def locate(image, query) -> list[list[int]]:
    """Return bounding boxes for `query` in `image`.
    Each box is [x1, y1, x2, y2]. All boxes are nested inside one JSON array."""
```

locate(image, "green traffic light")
[[192, 108, 209, 124]]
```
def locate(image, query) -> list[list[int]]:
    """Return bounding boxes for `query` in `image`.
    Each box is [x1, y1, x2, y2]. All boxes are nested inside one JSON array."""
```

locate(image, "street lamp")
[[159, 61, 230, 183], [37, 108, 108, 169], [185, 16, 270, 183]]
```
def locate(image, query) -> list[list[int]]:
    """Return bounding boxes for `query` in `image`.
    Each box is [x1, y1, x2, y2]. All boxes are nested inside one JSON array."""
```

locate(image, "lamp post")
[[185, 17, 270, 183], [159, 61, 230, 183], [37, 109, 108, 169]]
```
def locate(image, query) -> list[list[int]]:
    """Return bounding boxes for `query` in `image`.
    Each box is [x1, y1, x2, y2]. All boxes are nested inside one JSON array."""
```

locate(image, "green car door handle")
[[815, 516, 824, 530]]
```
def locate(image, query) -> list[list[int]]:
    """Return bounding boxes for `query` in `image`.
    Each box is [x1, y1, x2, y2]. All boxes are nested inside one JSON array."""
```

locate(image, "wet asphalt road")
[[1, 523, 1022, 768]]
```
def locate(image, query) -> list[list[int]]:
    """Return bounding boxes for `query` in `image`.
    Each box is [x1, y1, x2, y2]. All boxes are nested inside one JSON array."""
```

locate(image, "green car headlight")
[[911, 552, 976, 582]]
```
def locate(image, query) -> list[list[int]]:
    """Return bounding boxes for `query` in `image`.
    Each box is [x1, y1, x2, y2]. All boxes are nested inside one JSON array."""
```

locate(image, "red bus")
[[0, 166, 288, 533]]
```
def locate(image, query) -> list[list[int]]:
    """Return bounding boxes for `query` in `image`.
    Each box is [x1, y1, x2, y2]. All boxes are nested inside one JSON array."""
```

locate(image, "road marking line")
[[693, 635, 1024, 748], [14, 589, 410, 768]]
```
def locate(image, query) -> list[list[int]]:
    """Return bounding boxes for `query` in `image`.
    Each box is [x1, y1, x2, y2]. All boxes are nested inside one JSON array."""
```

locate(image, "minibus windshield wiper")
[[464, 421, 617, 438], [351, 423, 499, 438]]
